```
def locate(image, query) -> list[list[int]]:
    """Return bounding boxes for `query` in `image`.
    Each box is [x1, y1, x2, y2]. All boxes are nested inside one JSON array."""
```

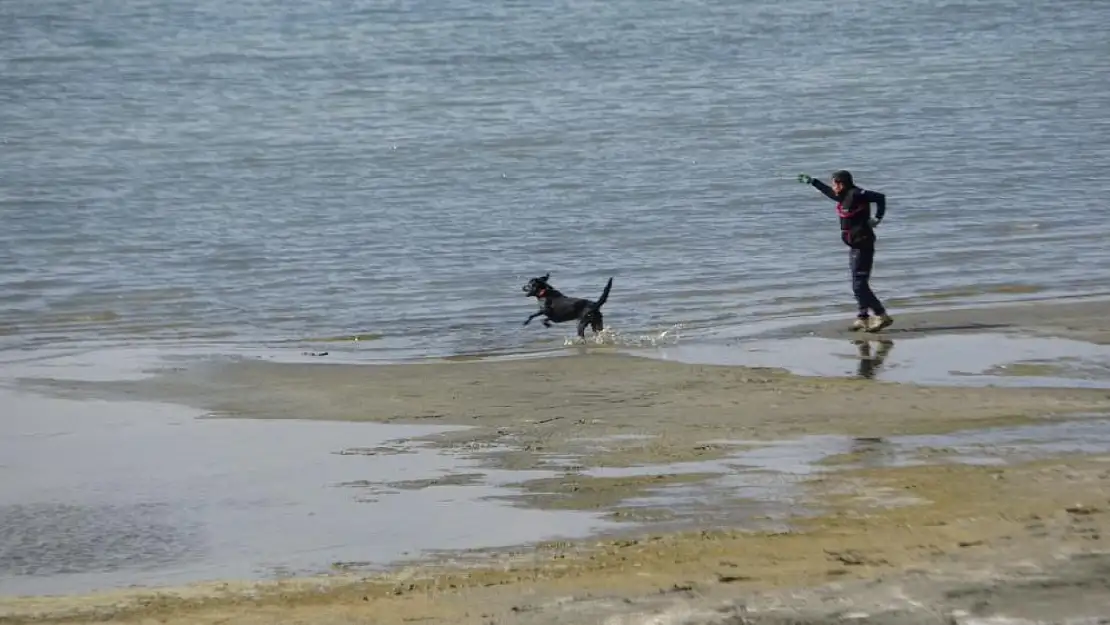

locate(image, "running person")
[[798, 170, 893, 332]]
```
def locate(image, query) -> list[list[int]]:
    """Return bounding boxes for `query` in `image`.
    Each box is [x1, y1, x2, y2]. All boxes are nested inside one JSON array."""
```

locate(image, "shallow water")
[[3, 0, 1110, 362], [0, 390, 618, 596], [5, 378, 1109, 596], [633, 333, 1110, 388], [539, 417, 1110, 525]]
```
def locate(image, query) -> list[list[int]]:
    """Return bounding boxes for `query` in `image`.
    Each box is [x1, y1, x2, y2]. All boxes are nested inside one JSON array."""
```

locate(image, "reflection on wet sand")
[[633, 332, 1110, 388], [853, 339, 894, 379]]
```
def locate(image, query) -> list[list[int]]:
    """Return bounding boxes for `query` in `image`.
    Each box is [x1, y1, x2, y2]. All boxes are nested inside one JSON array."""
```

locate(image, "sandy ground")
[[778, 296, 1110, 344], [4, 457, 1109, 624], [5, 298, 1110, 624]]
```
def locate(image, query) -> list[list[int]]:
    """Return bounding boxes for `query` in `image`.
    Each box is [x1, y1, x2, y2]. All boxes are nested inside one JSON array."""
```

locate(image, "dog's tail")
[[592, 277, 613, 310]]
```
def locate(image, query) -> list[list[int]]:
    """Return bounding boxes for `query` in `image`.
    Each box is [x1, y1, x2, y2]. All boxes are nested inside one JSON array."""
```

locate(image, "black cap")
[[832, 170, 854, 186]]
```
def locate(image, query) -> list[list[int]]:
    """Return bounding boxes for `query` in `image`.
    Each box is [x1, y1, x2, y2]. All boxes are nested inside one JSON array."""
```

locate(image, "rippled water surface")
[[3, 0, 1109, 360]]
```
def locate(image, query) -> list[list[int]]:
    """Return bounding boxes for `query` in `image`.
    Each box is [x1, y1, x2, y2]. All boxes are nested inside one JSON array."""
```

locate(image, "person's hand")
[[797, 173, 812, 184]]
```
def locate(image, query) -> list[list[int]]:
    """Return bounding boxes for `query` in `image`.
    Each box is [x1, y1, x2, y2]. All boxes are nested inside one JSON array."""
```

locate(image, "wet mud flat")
[[5, 298, 1110, 623], [626, 298, 1110, 388], [779, 296, 1110, 345], [4, 448, 1110, 625], [0, 389, 637, 598], [8, 389, 1109, 602]]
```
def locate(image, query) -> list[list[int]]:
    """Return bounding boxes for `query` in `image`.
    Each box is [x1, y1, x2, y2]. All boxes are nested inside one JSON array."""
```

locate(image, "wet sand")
[[5, 454, 1110, 624], [5, 298, 1110, 624], [775, 295, 1110, 344], [0, 392, 622, 597]]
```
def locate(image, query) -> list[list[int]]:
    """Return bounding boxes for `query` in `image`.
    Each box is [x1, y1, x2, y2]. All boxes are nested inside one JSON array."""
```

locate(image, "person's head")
[[831, 170, 854, 195]]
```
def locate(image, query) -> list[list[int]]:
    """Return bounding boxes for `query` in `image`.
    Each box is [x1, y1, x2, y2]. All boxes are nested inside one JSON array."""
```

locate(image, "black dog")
[[522, 273, 613, 339]]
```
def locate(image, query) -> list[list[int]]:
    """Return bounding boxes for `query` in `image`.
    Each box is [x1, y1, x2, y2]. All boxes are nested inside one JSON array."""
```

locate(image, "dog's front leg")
[[523, 311, 544, 326], [542, 319, 552, 328]]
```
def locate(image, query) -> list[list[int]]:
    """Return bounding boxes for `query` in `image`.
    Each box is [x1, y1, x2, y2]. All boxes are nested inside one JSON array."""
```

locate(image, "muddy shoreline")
[[4, 456, 1109, 624], [5, 298, 1110, 624], [775, 296, 1110, 344]]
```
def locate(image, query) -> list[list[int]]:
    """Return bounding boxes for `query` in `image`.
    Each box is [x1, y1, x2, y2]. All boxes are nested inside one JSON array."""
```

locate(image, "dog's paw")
[[523, 319, 531, 326], [542, 320, 552, 328]]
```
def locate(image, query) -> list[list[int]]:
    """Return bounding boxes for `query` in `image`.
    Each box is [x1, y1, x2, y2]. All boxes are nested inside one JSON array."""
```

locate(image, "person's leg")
[[848, 248, 870, 330], [853, 245, 893, 331], [852, 245, 881, 313]]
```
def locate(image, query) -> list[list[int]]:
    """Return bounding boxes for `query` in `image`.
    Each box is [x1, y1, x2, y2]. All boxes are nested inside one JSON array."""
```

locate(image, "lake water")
[[3, 0, 1110, 362]]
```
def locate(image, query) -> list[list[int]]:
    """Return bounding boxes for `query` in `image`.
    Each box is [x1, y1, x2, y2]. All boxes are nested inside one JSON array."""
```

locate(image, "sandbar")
[[5, 297, 1110, 624]]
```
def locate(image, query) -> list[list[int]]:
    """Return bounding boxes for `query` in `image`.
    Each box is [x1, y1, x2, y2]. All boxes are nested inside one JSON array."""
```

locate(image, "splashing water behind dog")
[[562, 324, 684, 348]]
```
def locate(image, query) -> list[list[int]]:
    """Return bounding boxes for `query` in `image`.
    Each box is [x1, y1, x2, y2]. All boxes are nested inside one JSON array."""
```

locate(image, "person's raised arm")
[[799, 173, 839, 201]]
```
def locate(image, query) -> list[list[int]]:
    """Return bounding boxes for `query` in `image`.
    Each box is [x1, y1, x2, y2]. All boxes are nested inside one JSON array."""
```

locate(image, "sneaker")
[[866, 314, 894, 333], [851, 318, 869, 331]]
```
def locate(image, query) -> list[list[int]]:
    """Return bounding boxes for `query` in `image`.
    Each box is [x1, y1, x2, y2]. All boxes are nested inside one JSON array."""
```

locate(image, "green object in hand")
[[797, 173, 812, 184]]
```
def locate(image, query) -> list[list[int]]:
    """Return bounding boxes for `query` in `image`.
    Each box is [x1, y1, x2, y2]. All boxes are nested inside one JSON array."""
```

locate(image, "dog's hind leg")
[[590, 311, 604, 333], [576, 317, 589, 339]]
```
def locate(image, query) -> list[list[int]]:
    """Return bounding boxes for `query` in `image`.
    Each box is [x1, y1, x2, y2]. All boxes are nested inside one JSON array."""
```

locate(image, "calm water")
[[3, 0, 1110, 361]]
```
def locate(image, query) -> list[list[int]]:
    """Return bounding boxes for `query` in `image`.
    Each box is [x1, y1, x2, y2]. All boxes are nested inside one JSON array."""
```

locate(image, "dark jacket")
[[810, 179, 886, 248]]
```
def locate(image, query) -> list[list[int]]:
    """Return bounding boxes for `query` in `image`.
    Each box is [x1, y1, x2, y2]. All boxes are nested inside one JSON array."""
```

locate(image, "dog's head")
[[522, 273, 552, 298]]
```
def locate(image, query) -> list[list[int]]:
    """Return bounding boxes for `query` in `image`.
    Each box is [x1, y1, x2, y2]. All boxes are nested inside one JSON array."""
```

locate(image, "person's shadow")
[[853, 338, 894, 379]]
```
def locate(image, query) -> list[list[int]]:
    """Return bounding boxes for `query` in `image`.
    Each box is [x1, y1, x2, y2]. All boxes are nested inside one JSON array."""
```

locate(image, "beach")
[[5, 0, 1110, 618], [4, 298, 1110, 624]]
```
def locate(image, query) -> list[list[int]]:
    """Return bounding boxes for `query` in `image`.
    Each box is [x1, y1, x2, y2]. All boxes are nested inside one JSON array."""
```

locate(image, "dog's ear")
[[541, 273, 550, 281]]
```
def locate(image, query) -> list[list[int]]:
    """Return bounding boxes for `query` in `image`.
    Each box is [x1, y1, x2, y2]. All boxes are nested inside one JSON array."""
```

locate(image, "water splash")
[[562, 324, 684, 348]]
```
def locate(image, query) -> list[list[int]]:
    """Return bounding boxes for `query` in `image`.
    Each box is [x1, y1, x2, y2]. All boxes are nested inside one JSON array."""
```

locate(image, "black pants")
[[849, 245, 886, 318]]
